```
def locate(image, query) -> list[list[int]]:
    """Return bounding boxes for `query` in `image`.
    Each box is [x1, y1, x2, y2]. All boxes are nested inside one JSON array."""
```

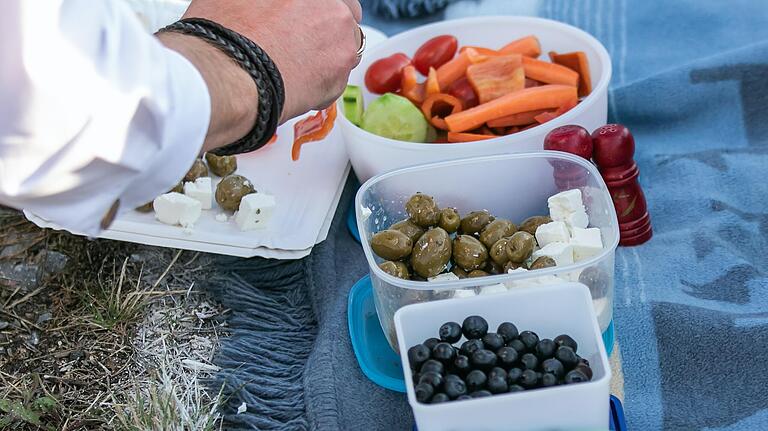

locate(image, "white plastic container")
[[340, 16, 612, 183], [356, 152, 619, 349], [395, 282, 611, 431]]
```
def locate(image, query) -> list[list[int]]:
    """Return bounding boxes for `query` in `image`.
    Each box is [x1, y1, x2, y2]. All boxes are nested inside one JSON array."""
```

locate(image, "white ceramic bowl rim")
[[355, 151, 620, 291], [339, 15, 613, 148]]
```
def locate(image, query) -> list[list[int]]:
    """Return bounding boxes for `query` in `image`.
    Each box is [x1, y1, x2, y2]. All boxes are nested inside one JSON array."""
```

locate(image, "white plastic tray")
[[24, 1, 389, 259]]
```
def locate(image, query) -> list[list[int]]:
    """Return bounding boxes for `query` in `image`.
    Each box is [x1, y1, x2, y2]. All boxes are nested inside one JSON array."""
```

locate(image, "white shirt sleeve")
[[0, 0, 210, 236]]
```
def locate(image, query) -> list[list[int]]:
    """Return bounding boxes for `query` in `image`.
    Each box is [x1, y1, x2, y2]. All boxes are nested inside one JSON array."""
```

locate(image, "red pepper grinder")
[[543, 125, 593, 190], [591, 124, 652, 246]]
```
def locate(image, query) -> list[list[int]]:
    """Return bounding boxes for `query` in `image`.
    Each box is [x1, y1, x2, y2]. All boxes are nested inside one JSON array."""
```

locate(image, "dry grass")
[[0, 207, 228, 430]]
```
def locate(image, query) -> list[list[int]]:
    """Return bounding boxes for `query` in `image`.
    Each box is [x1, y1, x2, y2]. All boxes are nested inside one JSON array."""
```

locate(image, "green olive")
[[405, 193, 440, 228], [530, 256, 557, 270], [379, 261, 410, 279], [390, 219, 425, 244], [371, 230, 413, 261], [135, 202, 154, 213], [184, 159, 209, 183], [460, 210, 494, 235], [519, 215, 552, 236], [467, 270, 489, 278], [410, 228, 452, 278], [215, 174, 256, 211], [503, 261, 524, 273], [205, 153, 238, 177], [506, 231, 536, 263], [451, 266, 469, 279], [485, 259, 504, 275], [489, 238, 511, 266], [438, 208, 461, 233], [479, 219, 518, 248], [452, 235, 489, 271]]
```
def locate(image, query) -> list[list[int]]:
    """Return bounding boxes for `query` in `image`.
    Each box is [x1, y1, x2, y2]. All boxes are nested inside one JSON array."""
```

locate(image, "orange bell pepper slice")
[[267, 134, 278, 145], [426, 67, 441, 97], [549, 51, 593, 97], [466, 55, 524, 104], [291, 104, 337, 161], [401, 65, 426, 105], [421, 93, 463, 130]]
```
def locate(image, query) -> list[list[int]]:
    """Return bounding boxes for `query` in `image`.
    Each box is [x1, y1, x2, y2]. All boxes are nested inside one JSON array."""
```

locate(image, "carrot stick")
[[522, 56, 579, 87], [436, 50, 472, 89], [445, 85, 578, 132], [549, 51, 593, 97], [426, 67, 441, 96], [447, 132, 495, 142], [401, 65, 425, 104], [500, 35, 541, 58], [534, 97, 579, 123], [421, 93, 463, 131], [460, 46, 502, 56], [486, 109, 550, 128]]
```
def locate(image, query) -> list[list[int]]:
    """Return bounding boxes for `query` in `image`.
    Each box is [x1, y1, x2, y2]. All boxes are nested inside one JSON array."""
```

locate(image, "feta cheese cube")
[[360, 206, 373, 222], [428, 273, 460, 282], [535, 221, 570, 247], [566, 210, 590, 229], [532, 242, 574, 267], [549, 204, 572, 223], [570, 227, 603, 261], [215, 213, 228, 223], [235, 193, 276, 231], [453, 288, 476, 299], [548, 189, 584, 214], [479, 284, 508, 296], [153, 192, 202, 228], [183, 177, 212, 209], [507, 267, 528, 275]]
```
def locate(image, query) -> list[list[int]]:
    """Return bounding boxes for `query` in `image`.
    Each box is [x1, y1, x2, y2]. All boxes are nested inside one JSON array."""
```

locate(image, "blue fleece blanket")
[[209, 1, 768, 430]]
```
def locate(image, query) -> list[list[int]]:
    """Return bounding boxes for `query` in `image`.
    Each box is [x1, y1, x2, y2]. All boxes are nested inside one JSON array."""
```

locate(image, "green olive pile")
[[371, 193, 556, 281], [135, 153, 255, 213]]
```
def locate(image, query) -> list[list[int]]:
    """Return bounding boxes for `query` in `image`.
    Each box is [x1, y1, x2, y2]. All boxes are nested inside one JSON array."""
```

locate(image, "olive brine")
[[371, 193, 554, 281], [408, 316, 593, 404]]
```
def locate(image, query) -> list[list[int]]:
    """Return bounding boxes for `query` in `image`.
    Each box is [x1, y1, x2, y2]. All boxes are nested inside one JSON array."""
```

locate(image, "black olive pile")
[[371, 193, 555, 281], [408, 316, 594, 404]]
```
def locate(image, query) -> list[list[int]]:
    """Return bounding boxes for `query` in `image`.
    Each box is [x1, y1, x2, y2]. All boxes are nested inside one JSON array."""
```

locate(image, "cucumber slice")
[[425, 124, 438, 143], [342, 85, 364, 126], [361, 93, 429, 143]]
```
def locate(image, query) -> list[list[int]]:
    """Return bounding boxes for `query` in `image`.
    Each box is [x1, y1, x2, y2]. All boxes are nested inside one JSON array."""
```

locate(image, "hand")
[[183, 0, 363, 121]]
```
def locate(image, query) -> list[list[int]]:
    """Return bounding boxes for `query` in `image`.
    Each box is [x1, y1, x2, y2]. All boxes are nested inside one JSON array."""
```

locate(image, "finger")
[[339, 0, 363, 23]]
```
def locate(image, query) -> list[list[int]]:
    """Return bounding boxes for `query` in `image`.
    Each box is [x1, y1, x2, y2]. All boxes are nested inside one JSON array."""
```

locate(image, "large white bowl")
[[341, 16, 612, 182]]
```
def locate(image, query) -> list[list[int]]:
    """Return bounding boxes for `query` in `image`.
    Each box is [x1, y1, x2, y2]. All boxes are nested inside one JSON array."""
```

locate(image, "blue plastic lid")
[[347, 274, 406, 392], [347, 274, 615, 394]]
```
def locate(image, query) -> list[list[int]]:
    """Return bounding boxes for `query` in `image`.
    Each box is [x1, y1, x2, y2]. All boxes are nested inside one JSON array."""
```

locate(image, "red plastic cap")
[[544, 125, 593, 160], [591, 124, 635, 168]]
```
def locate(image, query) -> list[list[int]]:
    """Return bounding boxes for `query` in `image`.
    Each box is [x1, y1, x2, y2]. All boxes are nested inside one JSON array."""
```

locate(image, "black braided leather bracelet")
[[160, 18, 285, 156]]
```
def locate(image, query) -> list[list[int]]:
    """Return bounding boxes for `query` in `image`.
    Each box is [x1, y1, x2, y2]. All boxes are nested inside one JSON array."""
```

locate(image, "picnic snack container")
[[394, 283, 611, 431], [355, 152, 620, 350], [340, 16, 612, 182]]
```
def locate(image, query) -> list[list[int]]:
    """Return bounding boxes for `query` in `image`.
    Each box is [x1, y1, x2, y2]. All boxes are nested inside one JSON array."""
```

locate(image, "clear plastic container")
[[355, 152, 620, 350], [395, 282, 611, 431]]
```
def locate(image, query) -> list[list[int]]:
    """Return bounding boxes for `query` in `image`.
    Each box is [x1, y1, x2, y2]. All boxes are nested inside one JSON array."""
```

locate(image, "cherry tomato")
[[364, 53, 412, 94], [413, 35, 458, 76], [446, 77, 478, 109]]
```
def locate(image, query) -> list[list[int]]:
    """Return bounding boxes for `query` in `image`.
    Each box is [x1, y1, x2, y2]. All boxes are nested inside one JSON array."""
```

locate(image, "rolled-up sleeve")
[[0, 0, 210, 235]]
